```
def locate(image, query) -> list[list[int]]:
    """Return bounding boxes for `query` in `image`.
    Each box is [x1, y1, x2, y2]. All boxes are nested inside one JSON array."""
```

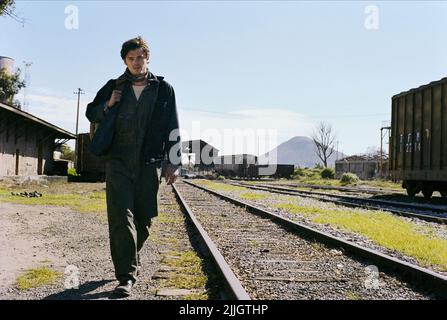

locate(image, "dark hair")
[[120, 36, 150, 60]]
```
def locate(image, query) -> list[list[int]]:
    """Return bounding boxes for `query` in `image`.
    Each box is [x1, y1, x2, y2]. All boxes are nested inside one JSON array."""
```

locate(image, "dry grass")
[[162, 251, 208, 293], [193, 180, 246, 192], [155, 211, 183, 224], [239, 192, 267, 200], [194, 180, 267, 200], [0, 188, 106, 214], [275, 202, 447, 271], [15, 268, 60, 290]]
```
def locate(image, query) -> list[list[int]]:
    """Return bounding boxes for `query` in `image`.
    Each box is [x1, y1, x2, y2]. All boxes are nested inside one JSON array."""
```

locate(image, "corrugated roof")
[[392, 77, 447, 99], [182, 139, 219, 152], [0, 102, 76, 139], [337, 154, 388, 162]]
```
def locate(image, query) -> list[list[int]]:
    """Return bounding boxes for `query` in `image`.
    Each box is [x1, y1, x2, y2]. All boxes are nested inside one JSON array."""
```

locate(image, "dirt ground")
[[0, 200, 119, 299], [0, 179, 210, 300]]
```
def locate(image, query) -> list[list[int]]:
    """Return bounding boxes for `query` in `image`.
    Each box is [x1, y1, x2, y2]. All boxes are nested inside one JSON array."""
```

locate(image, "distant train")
[[213, 154, 294, 179], [389, 77, 447, 198], [75, 137, 295, 181], [214, 163, 295, 179]]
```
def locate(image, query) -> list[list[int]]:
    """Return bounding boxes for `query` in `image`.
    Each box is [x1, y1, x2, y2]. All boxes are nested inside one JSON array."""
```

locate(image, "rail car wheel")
[[421, 186, 433, 199], [406, 183, 419, 197]]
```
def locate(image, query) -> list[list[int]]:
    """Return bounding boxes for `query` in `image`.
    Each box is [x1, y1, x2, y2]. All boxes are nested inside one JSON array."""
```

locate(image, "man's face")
[[124, 48, 149, 76]]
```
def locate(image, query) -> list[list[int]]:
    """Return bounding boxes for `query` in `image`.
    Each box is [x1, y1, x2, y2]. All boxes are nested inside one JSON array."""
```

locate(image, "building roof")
[[337, 154, 388, 162], [0, 102, 76, 139], [182, 139, 219, 152], [392, 76, 447, 99], [217, 154, 258, 158]]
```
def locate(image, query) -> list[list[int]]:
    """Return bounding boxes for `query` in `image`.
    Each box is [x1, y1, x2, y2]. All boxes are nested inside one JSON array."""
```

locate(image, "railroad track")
[[231, 180, 403, 196], [228, 182, 447, 224], [172, 180, 447, 300]]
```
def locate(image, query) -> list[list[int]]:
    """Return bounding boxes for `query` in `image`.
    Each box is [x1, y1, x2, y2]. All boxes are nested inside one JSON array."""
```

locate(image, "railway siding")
[[175, 181, 431, 299], [192, 180, 447, 276]]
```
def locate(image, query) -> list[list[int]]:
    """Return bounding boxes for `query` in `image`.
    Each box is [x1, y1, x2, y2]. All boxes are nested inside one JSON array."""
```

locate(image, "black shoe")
[[113, 280, 134, 298]]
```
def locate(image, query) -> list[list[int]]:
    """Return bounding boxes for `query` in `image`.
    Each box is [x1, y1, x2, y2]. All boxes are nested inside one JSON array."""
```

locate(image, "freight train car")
[[214, 154, 258, 177], [247, 164, 295, 179], [214, 154, 294, 178], [75, 133, 105, 181], [389, 77, 447, 198]]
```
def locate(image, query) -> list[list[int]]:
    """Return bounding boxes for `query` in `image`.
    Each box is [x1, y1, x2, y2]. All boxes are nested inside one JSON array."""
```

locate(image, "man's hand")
[[107, 90, 122, 108], [164, 164, 179, 185]]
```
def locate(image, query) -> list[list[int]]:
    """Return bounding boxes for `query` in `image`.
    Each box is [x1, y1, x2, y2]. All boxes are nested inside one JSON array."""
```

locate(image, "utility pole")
[[336, 141, 339, 160], [74, 88, 85, 137], [73, 88, 85, 171], [380, 121, 391, 177]]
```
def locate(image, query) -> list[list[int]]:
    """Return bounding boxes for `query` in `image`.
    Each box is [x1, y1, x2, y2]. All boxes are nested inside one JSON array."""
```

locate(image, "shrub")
[[67, 168, 80, 176], [292, 167, 322, 180], [292, 168, 305, 178], [217, 175, 225, 180], [320, 167, 335, 179], [340, 173, 359, 184], [307, 167, 322, 179]]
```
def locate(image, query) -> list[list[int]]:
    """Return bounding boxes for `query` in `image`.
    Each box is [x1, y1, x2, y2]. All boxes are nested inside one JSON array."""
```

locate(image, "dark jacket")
[[85, 74, 181, 166]]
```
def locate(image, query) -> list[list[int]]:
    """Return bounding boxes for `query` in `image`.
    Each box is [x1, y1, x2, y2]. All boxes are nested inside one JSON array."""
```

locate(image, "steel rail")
[[183, 180, 447, 298], [231, 182, 447, 224], [172, 183, 251, 300]]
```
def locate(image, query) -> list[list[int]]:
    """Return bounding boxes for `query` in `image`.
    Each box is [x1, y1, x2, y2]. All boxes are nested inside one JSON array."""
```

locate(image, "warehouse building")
[[182, 139, 219, 171], [335, 154, 389, 180], [0, 102, 76, 176]]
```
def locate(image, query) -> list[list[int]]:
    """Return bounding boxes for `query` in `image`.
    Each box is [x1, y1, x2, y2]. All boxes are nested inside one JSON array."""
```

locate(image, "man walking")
[[86, 36, 181, 297]]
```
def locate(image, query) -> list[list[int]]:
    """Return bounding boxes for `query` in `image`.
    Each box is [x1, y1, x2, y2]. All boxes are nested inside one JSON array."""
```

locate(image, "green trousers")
[[105, 158, 159, 282]]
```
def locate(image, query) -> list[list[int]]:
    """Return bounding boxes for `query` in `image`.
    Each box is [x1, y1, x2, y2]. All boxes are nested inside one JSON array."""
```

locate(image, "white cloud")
[[178, 107, 314, 155], [27, 91, 94, 137], [25, 90, 315, 155]]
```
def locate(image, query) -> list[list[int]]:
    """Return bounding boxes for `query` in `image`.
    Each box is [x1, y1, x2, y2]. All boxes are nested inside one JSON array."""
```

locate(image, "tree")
[[312, 122, 336, 168], [60, 144, 75, 162], [0, 0, 15, 16], [1, 1, 25, 26], [0, 67, 26, 108]]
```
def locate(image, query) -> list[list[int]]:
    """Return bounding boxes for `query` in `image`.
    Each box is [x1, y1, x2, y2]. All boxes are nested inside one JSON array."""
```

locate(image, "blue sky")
[[1, 1, 447, 156]]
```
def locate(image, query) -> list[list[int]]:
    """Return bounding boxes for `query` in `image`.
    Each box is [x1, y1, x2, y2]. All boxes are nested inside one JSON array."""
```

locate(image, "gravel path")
[[176, 181, 431, 300]]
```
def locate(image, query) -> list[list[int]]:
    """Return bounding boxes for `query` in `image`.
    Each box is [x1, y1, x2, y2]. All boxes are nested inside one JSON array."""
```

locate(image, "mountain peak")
[[285, 136, 313, 144], [260, 136, 346, 167]]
